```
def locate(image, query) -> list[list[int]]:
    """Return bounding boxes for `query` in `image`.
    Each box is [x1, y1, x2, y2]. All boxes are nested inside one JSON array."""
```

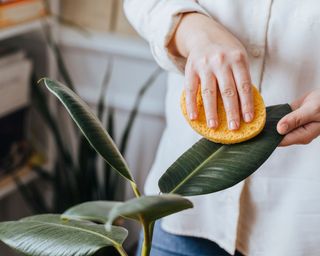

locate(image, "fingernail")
[[280, 123, 289, 134], [244, 112, 253, 123], [229, 120, 239, 130], [208, 119, 218, 128], [189, 113, 197, 120]]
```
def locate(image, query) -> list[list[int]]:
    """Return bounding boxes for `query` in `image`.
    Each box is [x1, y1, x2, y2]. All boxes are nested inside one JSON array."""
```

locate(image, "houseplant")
[[0, 78, 291, 256]]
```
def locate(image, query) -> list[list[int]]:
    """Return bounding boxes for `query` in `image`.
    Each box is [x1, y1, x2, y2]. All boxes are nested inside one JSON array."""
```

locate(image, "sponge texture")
[[181, 86, 266, 144]]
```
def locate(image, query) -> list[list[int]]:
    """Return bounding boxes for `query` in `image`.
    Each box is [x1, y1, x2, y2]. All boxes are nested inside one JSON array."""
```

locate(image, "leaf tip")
[[37, 77, 46, 85]]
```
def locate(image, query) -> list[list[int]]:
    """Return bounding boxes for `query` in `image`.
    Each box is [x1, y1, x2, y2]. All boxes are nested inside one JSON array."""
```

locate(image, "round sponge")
[[181, 85, 266, 144]]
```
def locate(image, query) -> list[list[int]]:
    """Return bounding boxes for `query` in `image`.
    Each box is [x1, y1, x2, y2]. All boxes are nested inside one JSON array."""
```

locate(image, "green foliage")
[[0, 76, 291, 256], [158, 104, 292, 196], [42, 78, 134, 182], [106, 194, 193, 228], [63, 201, 121, 223], [0, 214, 128, 256], [62, 195, 193, 228]]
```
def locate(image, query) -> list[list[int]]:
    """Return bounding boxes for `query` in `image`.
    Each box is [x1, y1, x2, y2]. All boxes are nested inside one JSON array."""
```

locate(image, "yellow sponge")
[[181, 85, 266, 144]]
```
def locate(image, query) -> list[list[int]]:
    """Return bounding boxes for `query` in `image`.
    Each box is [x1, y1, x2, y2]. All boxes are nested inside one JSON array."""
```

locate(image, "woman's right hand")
[[170, 13, 254, 130]]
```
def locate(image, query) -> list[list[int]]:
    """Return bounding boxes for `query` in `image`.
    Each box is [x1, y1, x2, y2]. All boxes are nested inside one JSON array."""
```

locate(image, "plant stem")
[[148, 222, 155, 244], [116, 245, 128, 256], [141, 220, 151, 256], [130, 181, 141, 198]]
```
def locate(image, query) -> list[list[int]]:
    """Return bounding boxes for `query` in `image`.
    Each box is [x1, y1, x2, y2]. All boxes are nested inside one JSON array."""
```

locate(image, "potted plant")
[[0, 78, 291, 256]]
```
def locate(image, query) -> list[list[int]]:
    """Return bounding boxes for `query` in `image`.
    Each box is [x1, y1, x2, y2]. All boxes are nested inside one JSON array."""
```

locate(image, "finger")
[[290, 91, 311, 110], [185, 62, 200, 120], [232, 60, 254, 123], [279, 122, 320, 146], [216, 66, 240, 130], [199, 71, 218, 128], [277, 104, 316, 135]]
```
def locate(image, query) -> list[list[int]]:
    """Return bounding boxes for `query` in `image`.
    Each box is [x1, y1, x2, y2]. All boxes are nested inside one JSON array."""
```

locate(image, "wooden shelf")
[[0, 16, 54, 41], [0, 165, 36, 200]]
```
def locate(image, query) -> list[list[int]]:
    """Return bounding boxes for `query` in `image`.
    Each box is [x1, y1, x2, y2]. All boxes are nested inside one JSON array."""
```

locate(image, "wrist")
[[171, 12, 213, 58]]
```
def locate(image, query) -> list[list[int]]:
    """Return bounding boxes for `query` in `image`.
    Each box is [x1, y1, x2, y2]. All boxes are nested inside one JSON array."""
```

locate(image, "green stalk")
[[141, 219, 151, 256], [130, 181, 141, 198], [148, 222, 155, 245], [115, 245, 128, 256]]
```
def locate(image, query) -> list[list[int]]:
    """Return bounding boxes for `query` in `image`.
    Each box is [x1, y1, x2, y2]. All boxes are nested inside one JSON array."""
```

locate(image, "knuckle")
[[231, 50, 246, 63], [312, 103, 320, 114], [301, 137, 312, 145], [186, 101, 196, 109], [211, 53, 225, 66], [186, 101, 195, 110], [198, 56, 209, 66], [293, 116, 302, 128], [239, 81, 252, 94], [241, 102, 253, 113], [222, 87, 236, 97], [186, 88, 197, 96], [201, 87, 215, 96], [206, 114, 217, 120], [225, 108, 239, 119]]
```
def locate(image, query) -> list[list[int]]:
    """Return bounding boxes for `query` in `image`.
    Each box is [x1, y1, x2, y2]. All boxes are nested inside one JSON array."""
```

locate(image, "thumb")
[[277, 104, 314, 135]]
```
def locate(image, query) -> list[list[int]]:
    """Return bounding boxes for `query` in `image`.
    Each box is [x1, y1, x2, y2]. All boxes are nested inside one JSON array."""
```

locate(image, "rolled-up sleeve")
[[124, 0, 209, 73]]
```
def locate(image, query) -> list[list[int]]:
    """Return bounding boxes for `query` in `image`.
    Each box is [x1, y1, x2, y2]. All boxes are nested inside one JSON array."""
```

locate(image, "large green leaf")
[[106, 194, 193, 229], [41, 78, 134, 182], [0, 214, 128, 256], [63, 201, 122, 223], [159, 104, 292, 196]]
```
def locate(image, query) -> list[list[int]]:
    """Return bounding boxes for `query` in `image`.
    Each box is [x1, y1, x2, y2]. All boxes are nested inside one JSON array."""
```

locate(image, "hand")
[[277, 89, 320, 146], [170, 13, 254, 130]]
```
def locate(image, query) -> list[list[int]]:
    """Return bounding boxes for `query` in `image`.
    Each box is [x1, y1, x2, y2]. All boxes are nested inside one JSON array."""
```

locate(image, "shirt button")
[[250, 46, 264, 58]]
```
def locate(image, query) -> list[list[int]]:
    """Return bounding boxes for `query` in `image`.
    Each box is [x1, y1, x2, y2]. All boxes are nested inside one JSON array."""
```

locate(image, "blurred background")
[[0, 0, 167, 255]]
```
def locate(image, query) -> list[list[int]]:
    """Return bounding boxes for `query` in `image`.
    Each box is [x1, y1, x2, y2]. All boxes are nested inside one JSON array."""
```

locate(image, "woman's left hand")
[[277, 89, 320, 146]]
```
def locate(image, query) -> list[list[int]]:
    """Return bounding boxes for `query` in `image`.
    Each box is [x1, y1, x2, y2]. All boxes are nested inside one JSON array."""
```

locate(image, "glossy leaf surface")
[[63, 201, 122, 223], [0, 214, 128, 256], [159, 104, 292, 196], [41, 78, 134, 182]]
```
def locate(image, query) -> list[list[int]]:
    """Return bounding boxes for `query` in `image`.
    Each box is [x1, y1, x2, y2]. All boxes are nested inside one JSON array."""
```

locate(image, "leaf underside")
[[0, 214, 128, 256], [158, 104, 292, 196], [107, 194, 193, 227], [62, 201, 122, 223]]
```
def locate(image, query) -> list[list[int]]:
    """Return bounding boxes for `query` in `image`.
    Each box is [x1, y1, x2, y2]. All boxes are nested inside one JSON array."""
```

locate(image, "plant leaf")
[[158, 104, 292, 196], [106, 194, 193, 229], [41, 78, 134, 182], [0, 214, 128, 256], [31, 73, 73, 166], [63, 201, 122, 223]]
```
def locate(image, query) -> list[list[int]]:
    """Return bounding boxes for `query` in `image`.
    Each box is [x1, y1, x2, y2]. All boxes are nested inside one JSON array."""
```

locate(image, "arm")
[[125, 2, 254, 130], [124, 0, 209, 72], [169, 13, 254, 130]]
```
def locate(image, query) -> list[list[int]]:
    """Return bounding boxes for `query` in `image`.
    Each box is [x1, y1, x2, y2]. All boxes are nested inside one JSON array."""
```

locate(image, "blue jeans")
[[136, 222, 243, 256]]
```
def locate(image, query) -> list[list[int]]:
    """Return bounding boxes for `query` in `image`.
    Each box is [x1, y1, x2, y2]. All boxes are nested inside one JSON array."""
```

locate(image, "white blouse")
[[124, 1, 320, 255]]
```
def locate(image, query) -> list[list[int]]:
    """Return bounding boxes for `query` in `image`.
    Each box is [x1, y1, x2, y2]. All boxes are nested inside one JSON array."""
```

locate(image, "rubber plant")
[[0, 78, 291, 256]]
